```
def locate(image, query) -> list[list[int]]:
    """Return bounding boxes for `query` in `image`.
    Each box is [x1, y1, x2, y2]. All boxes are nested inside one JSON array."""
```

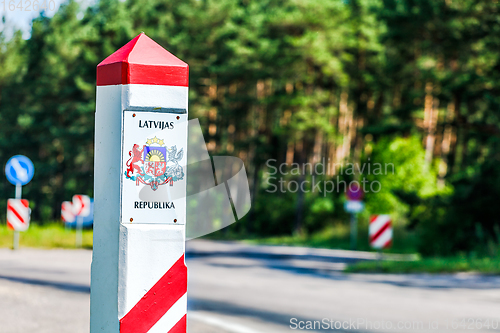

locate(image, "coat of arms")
[[124, 136, 184, 191]]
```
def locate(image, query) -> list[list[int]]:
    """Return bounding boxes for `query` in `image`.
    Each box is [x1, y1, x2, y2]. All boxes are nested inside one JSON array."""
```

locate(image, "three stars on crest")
[[146, 136, 164, 146]]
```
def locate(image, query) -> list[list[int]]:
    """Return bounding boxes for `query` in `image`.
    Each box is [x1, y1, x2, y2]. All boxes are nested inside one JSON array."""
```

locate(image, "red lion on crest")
[[126, 144, 144, 177]]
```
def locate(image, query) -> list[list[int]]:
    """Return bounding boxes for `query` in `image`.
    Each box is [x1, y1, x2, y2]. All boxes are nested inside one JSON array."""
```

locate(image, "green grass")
[[0, 223, 92, 249], [242, 224, 418, 254], [345, 256, 500, 274], [2, 223, 499, 275]]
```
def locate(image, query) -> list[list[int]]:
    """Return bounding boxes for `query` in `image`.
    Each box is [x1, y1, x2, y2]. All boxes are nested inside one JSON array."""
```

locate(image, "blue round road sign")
[[5, 155, 34, 186]]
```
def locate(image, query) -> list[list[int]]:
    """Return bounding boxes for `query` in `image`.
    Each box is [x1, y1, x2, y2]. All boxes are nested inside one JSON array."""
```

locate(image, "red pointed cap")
[[97, 33, 189, 87]]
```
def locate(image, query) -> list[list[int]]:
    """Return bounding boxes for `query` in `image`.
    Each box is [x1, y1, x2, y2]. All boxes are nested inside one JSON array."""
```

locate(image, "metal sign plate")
[[121, 110, 187, 224], [344, 200, 364, 213]]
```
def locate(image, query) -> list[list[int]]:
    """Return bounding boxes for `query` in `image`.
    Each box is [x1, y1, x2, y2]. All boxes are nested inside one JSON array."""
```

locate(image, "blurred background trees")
[[0, 0, 499, 256]]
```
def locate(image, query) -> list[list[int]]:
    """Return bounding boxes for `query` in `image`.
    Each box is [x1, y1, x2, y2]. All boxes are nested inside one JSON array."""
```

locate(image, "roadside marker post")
[[7, 199, 30, 249], [369, 214, 392, 269], [344, 184, 364, 250], [73, 194, 91, 247], [61, 201, 76, 225], [91, 33, 189, 333], [4, 155, 34, 250], [369, 214, 392, 249]]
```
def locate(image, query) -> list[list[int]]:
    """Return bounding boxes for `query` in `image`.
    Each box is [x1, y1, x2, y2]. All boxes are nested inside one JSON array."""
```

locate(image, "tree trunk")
[[438, 102, 455, 187], [294, 139, 305, 235], [336, 91, 349, 163], [424, 82, 439, 165], [312, 130, 323, 164]]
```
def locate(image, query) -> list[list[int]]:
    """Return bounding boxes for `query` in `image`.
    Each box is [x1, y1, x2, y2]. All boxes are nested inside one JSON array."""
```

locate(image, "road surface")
[[0, 240, 499, 332]]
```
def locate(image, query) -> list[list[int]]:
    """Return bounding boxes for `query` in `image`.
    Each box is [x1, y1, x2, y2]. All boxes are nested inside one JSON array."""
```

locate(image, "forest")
[[0, 0, 499, 255]]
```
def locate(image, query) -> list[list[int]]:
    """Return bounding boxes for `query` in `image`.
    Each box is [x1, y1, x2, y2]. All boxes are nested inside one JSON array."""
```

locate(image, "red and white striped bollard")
[[7, 199, 30, 232], [61, 201, 75, 223], [369, 214, 392, 249], [91, 33, 188, 333]]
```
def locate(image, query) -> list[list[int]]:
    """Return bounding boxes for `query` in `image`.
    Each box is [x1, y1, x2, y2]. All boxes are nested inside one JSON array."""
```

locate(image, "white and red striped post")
[[91, 33, 188, 333], [61, 201, 75, 224], [7, 198, 30, 250], [7, 199, 30, 232], [73, 194, 91, 247], [369, 214, 392, 249]]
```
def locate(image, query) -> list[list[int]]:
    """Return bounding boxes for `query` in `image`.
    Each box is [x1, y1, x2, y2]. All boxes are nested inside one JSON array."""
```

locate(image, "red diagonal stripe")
[[370, 222, 390, 243], [168, 314, 186, 333], [120, 255, 187, 333], [382, 239, 392, 249], [8, 206, 25, 224]]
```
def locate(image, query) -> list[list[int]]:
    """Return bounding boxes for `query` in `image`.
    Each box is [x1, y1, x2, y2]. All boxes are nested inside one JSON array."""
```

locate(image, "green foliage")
[[365, 136, 450, 220], [0, 0, 499, 258], [242, 222, 418, 254], [346, 255, 500, 274], [0, 222, 93, 249], [415, 151, 500, 256], [243, 190, 298, 236], [305, 196, 335, 230]]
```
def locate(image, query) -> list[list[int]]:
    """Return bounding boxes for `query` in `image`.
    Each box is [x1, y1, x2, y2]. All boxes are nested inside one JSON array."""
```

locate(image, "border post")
[[91, 33, 189, 333]]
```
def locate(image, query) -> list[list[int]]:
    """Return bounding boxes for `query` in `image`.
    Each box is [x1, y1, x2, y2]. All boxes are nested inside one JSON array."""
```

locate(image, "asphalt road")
[[1, 241, 500, 333]]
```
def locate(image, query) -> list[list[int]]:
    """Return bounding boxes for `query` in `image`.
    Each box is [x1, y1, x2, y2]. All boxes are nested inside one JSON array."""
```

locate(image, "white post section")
[[13, 184, 21, 250], [76, 216, 83, 248], [91, 33, 188, 333], [15, 184, 21, 199]]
